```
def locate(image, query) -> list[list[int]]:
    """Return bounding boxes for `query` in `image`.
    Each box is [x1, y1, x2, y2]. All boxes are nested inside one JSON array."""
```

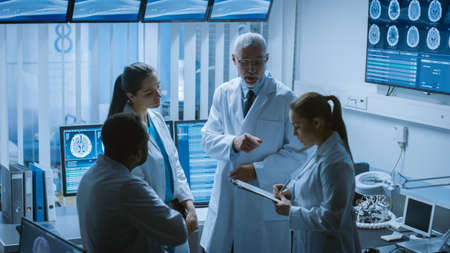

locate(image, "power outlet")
[[345, 96, 367, 111], [393, 125, 408, 147]]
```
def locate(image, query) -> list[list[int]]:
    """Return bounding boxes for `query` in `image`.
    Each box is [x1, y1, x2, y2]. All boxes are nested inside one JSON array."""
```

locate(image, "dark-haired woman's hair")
[[102, 112, 149, 163], [290, 92, 353, 160], [107, 62, 156, 118]]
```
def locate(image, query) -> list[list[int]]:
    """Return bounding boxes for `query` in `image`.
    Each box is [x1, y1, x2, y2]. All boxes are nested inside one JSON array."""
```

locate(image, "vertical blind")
[[0, 0, 297, 182]]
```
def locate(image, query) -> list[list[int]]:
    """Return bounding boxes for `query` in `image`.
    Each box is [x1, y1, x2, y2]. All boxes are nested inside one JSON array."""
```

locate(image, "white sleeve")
[[288, 162, 354, 232], [172, 155, 194, 202], [120, 178, 188, 246], [201, 87, 236, 162]]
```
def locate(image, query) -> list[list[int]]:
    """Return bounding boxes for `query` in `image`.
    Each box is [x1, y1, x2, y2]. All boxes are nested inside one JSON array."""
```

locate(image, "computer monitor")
[[19, 217, 85, 253], [365, 0, 450, 94], [71, 0, 144, 22], [208, 0, 273, 22], [0, 0, 70, 23], [402, 195, 436, 237], [175, 120, 217, 207], [59, 124, 103, 196], [143, 0, 210, 22]]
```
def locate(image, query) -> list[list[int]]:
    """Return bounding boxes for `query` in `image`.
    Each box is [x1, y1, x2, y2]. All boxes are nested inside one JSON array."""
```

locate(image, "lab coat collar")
[[315, 131, 343, 158], [232, 71, 277, 127], [122, 104, 158, 150], [243, 72, 276, 120], [96, 154, 130, 175]]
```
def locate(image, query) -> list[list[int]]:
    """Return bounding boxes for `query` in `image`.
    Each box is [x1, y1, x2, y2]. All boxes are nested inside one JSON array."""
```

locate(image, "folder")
[[231, 179, 281, 203], [33, 163, 57, 221], [29, 164, 46, 222], [14, 164, 34, 221], [1, 165, 25, 224]]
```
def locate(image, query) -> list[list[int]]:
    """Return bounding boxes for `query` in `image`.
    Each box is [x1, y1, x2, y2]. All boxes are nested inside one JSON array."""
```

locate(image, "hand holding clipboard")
[[231, 179, 281, 204]]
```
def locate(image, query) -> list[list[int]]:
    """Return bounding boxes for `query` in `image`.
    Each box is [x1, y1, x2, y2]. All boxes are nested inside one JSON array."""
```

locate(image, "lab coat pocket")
[[255, 119, 283, 155]]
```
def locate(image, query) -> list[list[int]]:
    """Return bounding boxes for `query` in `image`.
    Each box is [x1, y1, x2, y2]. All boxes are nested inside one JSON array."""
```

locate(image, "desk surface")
[[0, 207, 81, 253], [0, 206, 209, 253], [3, 207, 415, 253]]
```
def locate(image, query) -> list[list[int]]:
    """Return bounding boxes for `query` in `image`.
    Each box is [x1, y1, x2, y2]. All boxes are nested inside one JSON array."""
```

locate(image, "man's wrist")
[[182, 199, 196, 213], [232, 137, 239, 152]]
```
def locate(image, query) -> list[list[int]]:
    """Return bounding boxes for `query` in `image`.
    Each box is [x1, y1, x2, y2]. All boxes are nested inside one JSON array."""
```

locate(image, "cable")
[[391, 148, 403, 183], [386, 86, 396, 96], [386, 86, 392, 96]]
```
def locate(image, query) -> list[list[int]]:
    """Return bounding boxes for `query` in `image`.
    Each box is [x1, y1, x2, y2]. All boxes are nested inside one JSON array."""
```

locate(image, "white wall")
[[295, 0, 450, 181]]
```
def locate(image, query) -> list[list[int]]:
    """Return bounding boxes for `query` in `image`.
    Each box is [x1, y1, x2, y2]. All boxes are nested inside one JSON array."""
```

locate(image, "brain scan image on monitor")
[[369, 24, 381, 45], [70, 134, 93, 158], [387, 25, 399, 46], [370, 0, 381, 19], [388, 0, 400, 20], [408, 0, 421, 21], [33, 236, 51, 253], [428, 0, 442, 22], [426, 27, 440, 50], [407, 26, 420, 48]]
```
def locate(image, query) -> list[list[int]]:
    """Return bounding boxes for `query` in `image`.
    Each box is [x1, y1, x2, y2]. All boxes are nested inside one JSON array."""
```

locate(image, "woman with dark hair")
[[272, 92, 360, 253], [107, 62, 197, 252]]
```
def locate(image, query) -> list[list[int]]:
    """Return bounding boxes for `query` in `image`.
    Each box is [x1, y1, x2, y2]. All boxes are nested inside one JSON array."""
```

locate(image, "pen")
[[278, 177, 291, 193]]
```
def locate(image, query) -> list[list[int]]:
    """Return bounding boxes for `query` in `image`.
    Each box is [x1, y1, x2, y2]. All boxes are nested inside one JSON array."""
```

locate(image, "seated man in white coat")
[[77, 112, 188, 253], [200, 32, 310, 253]]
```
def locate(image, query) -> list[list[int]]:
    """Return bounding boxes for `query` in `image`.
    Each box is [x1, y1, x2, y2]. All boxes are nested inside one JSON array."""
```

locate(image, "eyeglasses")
[[236, 57, 267, 68]]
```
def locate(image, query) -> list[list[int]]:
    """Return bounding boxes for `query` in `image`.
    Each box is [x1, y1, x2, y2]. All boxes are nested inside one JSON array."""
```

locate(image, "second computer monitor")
[[59, 124, 103, 196], [175, 120, 217, 207]]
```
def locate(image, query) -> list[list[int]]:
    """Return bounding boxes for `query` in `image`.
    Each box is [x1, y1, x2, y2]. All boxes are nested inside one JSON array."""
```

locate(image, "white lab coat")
[[77, 154, 187, 253], [123, 104, 194, 203], [200, 73, 309, 253], [124, 105, 193, 253], [289, 132, 361, 253]]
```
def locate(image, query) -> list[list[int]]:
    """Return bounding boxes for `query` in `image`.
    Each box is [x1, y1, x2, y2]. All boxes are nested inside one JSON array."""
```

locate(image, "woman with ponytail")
[[107, 62, 197, 253], [272, 92, 360, 253]]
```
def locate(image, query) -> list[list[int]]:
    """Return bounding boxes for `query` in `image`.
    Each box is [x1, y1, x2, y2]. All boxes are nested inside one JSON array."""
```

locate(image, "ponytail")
[[326, 95, 353, 161], [107, 75, 128, 119], [290, 92, 353, 161]]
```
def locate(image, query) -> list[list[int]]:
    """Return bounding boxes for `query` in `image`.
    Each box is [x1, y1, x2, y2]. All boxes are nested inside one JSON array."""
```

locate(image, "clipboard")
[[231, 179, 281, 204]]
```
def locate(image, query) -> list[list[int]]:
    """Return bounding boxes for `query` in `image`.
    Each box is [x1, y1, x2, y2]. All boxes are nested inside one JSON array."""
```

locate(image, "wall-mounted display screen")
[[59, 124, 103, 196], [209, 0, 272, 21], [143, 0, 209, 22], [72, 0, 141, 22], [175, 120, 217, 207], [0, 0, 69, 23], [366, 0, 450, 94]]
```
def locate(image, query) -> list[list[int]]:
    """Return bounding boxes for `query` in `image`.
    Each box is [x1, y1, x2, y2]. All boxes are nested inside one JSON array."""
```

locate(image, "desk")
[[3, 208, 417, 253], [358, 228, 408, 249], [0, 207, 81, 253], [0, 206, 209, 253]]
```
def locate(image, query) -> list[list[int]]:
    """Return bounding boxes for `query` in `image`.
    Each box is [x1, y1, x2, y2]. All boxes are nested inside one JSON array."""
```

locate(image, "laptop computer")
[[395, 195, 443, 253]]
